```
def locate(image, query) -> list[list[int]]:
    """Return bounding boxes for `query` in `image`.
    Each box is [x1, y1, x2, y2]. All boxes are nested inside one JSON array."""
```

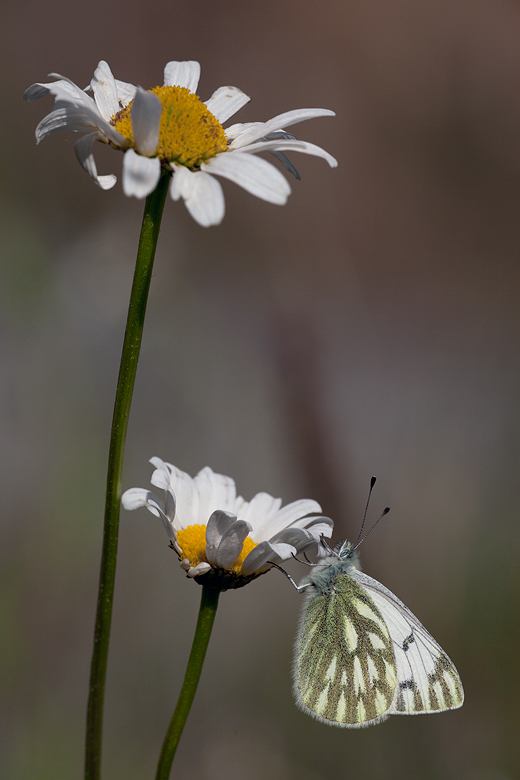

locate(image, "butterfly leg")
[[267, 560, 312, 592]]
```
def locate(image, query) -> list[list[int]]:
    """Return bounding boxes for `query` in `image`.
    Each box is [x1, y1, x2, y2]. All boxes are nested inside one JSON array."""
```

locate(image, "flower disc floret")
[[112, 86, 228, 168]]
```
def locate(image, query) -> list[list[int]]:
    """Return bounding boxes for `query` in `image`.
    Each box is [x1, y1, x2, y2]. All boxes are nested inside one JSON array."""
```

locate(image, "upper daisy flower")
[[122, 458, 333, 590], [24, 59, 337, 227]]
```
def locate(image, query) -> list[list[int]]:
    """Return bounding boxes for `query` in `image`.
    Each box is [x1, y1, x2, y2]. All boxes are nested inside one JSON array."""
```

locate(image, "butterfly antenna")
[[354, 507, 390, 551], [354, 476, 377, 548]]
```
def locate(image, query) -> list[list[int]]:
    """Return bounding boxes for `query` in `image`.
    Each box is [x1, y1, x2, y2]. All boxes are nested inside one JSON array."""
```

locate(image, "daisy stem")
[[155, 585, 221, 780], [85, 172, 170, 780]]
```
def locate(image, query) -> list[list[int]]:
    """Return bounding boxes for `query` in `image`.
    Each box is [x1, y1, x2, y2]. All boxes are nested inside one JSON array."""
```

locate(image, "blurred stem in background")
[[85, 173, 170, 780], [156, 585, 221, 780]]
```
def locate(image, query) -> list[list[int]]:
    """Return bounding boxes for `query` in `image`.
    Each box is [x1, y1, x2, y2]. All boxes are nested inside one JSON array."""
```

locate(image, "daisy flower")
[[122, 458, 333, 590], [24, 59, 337, 227]]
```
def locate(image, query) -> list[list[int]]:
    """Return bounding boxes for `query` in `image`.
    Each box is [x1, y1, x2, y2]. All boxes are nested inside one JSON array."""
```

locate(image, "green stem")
[[156, 586, 221, 780], [85, 173, 170, 780]]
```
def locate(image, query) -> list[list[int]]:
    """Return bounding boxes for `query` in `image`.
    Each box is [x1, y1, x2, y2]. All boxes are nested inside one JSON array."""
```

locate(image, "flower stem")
[[85, 173, 170, 780], [156, 585, 221, 780]]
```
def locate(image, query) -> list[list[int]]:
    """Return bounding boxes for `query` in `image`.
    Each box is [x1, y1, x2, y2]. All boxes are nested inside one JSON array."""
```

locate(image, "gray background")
[[2, 0, 519, 778]]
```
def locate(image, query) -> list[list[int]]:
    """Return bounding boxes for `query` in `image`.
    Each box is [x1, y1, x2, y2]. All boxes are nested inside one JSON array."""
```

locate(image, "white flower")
[[24, 59, 337, 227], [122, 458, 333, 589]]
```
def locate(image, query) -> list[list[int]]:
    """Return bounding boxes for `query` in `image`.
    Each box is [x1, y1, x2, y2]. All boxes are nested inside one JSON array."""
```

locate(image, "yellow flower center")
[[111, 86, 228, 168], [176, 524, 257, 573]]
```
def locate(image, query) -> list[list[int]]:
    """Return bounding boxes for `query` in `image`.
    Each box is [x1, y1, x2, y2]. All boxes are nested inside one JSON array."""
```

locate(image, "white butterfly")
[[293, 538, 464, 728]]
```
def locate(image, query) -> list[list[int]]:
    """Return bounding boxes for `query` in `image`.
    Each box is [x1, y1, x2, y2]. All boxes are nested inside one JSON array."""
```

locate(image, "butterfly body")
[[293, 540, 464, 728]]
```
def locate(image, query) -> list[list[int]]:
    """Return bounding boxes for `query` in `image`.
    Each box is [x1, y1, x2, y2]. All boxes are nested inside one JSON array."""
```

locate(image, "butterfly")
[[292, 513, 464, 727]]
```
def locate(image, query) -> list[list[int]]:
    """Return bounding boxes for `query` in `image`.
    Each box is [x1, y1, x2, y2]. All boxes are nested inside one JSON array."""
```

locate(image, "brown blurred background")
[[2, 0, 520, 778]]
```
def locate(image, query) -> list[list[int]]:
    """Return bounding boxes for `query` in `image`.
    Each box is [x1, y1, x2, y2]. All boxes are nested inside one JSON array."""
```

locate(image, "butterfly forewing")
[[295, 572, 398, 727], [355, 571, 464, 714]]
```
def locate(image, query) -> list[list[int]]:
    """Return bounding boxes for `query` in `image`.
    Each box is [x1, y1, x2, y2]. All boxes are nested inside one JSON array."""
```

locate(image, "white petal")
[[121, 487, 176, 539], [225, 122, 256, 141], [163, 61, 201, 92], [115, 79, 137, 107], [216, 520, 252, 569], [255, 498, 323, 540], [39, 96, 127, 147], [204, 86, 250, 124], [24, 74, 131, 145], [304, 521, 334, 542], [235, 139, 337, 168], [230, 108, 335, 149], [122, 149, 161, 198], [186, 562, 212, 577], [266, 541, 297, 561], [91, 61, 120, 121], [74, 133, 117, 190], [24, 77, 92, 106], [122, 487, 162, 513], [170, 166, 225, 227], [150, 458, 173, 490], [162, 464, 201, 529], [131, 87, 162, 156], [241, 540, 296, 575], [290, 515, 334, 534], [269, 527, 316, 548], [34, 107, 92, 142], [163, 488, 176, 522], [241, 492, 283, 534], [201, 152, 290, 205], [206, 510, 237, 565], [193, 468, 237, 522]]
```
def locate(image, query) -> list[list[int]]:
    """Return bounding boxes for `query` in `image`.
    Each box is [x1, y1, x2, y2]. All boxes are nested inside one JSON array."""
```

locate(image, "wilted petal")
[[269, 150, 301, 180]]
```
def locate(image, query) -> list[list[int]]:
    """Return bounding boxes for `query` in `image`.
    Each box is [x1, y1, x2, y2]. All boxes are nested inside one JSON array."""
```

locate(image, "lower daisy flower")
[[122, 459, 333, 589], [24, 59, 337, 227]]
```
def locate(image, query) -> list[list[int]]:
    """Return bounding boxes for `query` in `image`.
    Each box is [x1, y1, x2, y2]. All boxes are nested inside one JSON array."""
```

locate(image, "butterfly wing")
[[294, 571, 399, 727], [354, 570, 464, 714]]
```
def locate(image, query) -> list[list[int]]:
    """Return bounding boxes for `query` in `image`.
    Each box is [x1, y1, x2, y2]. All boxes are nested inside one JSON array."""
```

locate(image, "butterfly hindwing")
[[294, 571, 398, 727], [353, 570, 464, 714]]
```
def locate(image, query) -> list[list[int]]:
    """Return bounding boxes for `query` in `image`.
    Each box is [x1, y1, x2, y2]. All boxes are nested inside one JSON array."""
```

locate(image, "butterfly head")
[[336, 539, 357, 561]]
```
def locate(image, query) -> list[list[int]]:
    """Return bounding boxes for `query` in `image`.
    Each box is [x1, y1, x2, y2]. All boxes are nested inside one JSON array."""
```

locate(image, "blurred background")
[[2, 0, 520, 778]]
